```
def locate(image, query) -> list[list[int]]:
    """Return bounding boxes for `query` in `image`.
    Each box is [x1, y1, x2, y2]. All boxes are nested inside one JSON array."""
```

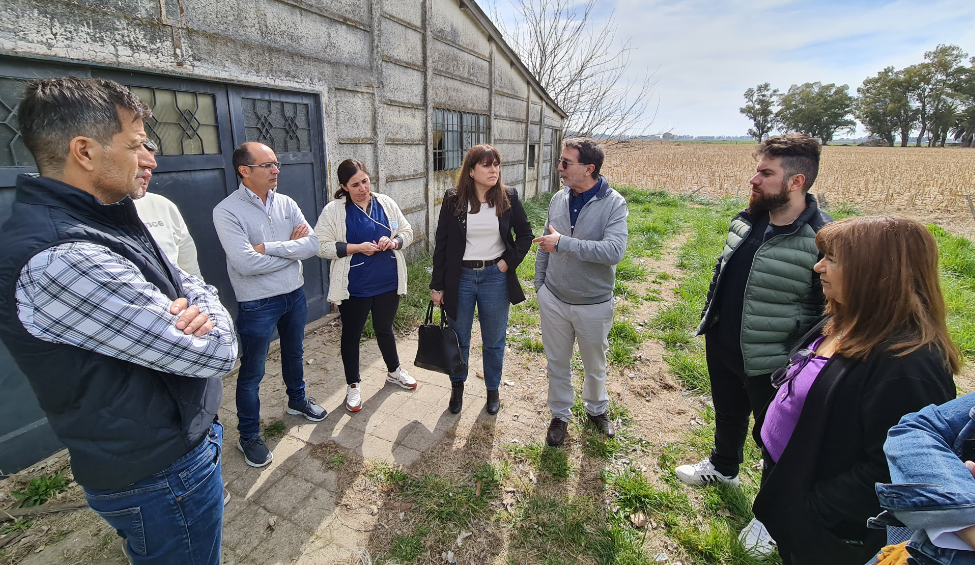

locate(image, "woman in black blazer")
[[751, 216, 959, 565], [430, 144, 534, 415]]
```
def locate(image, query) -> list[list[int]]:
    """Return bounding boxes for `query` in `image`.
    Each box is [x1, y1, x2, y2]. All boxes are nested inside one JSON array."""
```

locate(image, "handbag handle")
[[424, 301, 436, 325], [438, 303, 448, 329]]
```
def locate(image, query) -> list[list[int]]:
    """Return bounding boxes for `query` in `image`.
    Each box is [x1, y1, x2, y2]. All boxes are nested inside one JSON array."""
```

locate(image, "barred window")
[[433, 109, 488, 171], [129, 87, 220, 156]]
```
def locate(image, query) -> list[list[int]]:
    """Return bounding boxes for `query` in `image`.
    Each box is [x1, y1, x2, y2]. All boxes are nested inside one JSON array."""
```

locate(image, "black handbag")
[[414, 301, 467, 376]]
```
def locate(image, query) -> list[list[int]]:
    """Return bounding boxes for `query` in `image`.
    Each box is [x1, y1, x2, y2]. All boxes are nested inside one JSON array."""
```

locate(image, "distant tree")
[[951, 57, 975, 147], [902, 63, 932, 146], [740, 83, 779, 141], [923, 44, 968, 146], [856, 67, 900, 147], [494, 0, 656, 138], [776, 82, 856, 145]]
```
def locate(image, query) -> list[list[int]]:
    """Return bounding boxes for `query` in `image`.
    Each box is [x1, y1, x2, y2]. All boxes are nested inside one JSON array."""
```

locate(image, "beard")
[[748, 178, 791, 215], [92, 153, 142, 204]]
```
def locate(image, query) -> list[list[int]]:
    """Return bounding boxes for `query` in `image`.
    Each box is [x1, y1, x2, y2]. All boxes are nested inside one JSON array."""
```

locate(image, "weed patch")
[[12, 473, 67, 508]]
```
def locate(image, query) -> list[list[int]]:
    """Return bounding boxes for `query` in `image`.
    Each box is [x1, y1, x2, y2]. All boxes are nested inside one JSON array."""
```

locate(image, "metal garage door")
[[0, 56, 330, 475]]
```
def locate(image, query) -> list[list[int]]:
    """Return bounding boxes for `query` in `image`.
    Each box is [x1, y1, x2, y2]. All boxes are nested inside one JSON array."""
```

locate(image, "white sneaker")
[[674, 458, 741, 487], [387, 366, 418, 390], [738, 517, 776, 559], [346, 383, 362, 412]]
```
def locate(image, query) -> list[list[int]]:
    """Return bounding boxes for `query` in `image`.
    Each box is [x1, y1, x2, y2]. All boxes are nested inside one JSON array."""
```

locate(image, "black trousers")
[[705, 329, 775, 477], [338, 290, 401, 385]]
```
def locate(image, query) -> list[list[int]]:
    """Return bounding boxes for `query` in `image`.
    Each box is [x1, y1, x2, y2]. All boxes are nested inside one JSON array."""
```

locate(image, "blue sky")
[[482, 0, 975, 136]]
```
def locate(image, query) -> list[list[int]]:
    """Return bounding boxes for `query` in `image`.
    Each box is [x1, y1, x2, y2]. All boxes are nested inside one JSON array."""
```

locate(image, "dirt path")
[[1, 233, 701, 565]]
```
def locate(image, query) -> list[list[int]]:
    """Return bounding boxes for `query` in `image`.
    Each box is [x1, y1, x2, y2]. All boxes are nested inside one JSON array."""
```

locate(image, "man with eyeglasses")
[[532, 138, 628, 447], [132, 139, 203, 279], [213, 142, 325, 468]]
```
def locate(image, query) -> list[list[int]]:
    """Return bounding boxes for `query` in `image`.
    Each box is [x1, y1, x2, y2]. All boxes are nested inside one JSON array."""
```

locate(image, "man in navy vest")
[[0, 77, 238, 564]]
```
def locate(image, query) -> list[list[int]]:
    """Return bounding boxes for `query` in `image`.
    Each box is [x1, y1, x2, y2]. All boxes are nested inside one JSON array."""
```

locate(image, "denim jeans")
[[84, 421, 224, 565], [236, 287, 308, 439], [446, 265, 509, 390]]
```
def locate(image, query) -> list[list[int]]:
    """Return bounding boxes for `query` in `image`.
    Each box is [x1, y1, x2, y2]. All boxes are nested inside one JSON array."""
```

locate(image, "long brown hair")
[[817, 216, 960, 373], [453, 144, 510, 217]]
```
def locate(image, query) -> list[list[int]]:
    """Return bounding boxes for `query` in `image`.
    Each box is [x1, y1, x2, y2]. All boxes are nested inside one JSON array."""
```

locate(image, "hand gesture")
[[532, 224, 562, 253], [290, 224, 309, 240], [252, 243, 266, 255], [170, 298, 214, 337], [497, 259, 508, 272], [356, 241, 380, 256], [377, 236, 397, 251], [430, 290, 444, 305]]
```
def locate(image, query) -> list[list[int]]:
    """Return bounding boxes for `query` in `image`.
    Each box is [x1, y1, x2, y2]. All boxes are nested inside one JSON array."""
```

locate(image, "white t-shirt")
[[134, 192, 203, 279], [463, 202, 506, 261]]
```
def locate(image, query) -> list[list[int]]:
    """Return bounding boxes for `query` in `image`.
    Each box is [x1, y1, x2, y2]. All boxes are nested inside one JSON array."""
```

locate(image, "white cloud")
[[485, 0, 975, 136]]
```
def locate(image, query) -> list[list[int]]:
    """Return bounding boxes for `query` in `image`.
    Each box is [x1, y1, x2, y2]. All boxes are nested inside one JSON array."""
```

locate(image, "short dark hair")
[[17, 77, 150, 175], [232, 143, 256, 178], [334, 159, 369, 199], [563, 138, 604, 180], [754, 134, 822, 192]]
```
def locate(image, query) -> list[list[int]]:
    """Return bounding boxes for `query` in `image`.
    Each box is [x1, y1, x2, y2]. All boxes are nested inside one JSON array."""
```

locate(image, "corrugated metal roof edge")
[[459, 0, 569, 120]]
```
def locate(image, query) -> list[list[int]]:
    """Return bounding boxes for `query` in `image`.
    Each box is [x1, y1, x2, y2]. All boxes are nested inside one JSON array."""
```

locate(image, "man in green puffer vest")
[[675, 134, 833, 493]]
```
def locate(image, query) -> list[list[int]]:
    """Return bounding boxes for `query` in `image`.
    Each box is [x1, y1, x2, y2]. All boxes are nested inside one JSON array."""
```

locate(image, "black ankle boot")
[[486, 389, 500, 415], [449, 382, 464, 414]]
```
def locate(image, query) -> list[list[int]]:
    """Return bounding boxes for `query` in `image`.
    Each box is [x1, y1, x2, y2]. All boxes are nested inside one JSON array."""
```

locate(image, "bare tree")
[[494, 0, 656, 138]]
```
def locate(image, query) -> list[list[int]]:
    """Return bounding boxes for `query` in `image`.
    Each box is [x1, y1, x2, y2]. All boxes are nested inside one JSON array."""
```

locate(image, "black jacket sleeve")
[[430, 190, 453, 291], [805, 349, 955, 529], [503, 191, 534, 270]]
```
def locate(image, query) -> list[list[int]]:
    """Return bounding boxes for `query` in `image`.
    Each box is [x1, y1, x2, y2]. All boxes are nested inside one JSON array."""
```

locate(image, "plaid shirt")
[[16, 242, 238, 378]]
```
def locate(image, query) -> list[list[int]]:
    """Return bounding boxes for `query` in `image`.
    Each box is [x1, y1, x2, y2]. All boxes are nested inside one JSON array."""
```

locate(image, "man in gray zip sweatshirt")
[[533, 138, 628, 447], [213, 142, 325, 468]]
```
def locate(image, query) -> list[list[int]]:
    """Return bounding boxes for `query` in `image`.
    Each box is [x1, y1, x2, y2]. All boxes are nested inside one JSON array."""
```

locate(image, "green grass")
[[929, 225, 975, 359], [388, 527, 429, 562], [506, 442, 573, 479], [0, 518, 33, 536], [510, 493, 654, 565], [12, 473, 68, 508], [262, 419, 286, 440]]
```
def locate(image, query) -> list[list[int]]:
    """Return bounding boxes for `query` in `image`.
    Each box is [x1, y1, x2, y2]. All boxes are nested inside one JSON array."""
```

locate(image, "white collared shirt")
[[241, 183, 275, 215]]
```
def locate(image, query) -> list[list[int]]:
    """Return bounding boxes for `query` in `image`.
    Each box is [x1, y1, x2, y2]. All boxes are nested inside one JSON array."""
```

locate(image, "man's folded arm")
[[16, 242, 238, 378]]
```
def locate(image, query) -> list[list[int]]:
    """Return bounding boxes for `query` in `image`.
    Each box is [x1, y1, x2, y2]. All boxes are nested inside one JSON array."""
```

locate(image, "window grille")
[[0, 77, 33, 168], [129, 87, 220, 156], [433, 109, 489, 171], [242, 98, 311, 154]]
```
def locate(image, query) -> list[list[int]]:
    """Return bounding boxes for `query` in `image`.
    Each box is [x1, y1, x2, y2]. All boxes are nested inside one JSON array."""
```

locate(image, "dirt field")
[[603, 141, 975, 238]]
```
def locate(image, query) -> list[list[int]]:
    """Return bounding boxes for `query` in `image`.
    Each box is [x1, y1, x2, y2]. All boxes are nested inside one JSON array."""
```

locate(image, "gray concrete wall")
[[0, 0, 565, 248]]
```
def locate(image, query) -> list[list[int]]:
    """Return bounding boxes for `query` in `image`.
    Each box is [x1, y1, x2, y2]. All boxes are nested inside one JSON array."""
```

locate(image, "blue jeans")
[[446, 265, 509, 390], [236, 287, 308, 439], [84, 421, 224, 565]]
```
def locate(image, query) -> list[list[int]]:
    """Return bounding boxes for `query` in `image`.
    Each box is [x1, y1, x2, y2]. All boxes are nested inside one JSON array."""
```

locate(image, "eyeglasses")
[[559, 159, 586, 168], [244, 162, 282, 170]]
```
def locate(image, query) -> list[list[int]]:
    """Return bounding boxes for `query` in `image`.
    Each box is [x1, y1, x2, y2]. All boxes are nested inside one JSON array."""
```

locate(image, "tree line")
[[740, 44, 975, 147]]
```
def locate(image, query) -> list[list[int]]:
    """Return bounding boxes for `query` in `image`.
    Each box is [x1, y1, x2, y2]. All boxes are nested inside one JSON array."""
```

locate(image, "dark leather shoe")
[[486, 389, 500, 415], [546, 418, 568, 447], [449, 382, 464, 414], [587, 412, 615, 438]]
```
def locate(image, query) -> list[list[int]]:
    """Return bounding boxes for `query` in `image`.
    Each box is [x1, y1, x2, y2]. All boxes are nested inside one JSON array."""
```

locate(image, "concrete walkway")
[[217, 313, 498, 564]]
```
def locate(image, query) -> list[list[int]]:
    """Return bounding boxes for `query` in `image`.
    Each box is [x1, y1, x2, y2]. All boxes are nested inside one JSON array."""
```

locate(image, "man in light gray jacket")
[[213, 142, 324, 468], [533, 138, 628, 447]]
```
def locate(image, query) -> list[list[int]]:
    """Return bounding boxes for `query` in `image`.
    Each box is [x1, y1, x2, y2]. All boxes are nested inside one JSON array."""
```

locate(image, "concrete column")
[[537, 102, 546, 195], [523, 86, 531, 197], [488, 40, 496, 146], [371, 0, 387, 192], [424, 0, 435, 250]]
